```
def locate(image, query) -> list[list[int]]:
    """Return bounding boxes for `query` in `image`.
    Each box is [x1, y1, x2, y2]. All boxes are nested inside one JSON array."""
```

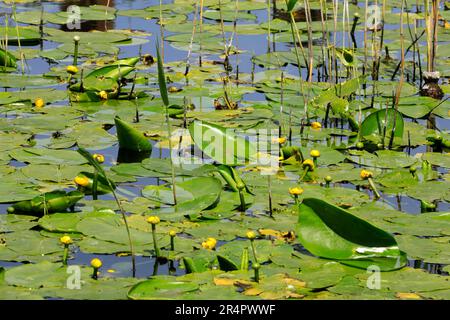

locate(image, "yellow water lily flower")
[[360, 169, 374, 180], [272, 137, 287, 144], [169, 230, 177, 237], [60, 235, 73, 245], [34, 98, 45, 108], [311, 122, 322, 129], [302, 159, 315, 171], [99, 91, 108, 100], [91, 258, 102, 269], [66, 65, 78, 75], [246, 231, 256, 240], [93, 154, 105, 163], [289, 187, 304, 196], [202, 237, 217, 250], [147, 216, 160, 225], [310, 150, 320, 158], [74, 176, 89, 187]]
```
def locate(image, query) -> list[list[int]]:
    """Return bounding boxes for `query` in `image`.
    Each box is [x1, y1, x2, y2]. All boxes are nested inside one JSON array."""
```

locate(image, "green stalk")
[[92, 169, 98, 200], [92, 268, 99, 280], [77, 148, 136, 277], [286, 5, 308, 123], [250, 239, 258, 264], [62, 245, 69, 265], [293, 194, 299, 205], [151, 224, 161, 258], [268, 175, 273, 217], [299, 167, 310, 182], [170, 235, 175, 251], [12, 1, 25, 74], [368, 177, 381, 199], [73, 37, 79, 66], [156, 42, 177, 205], [238, 189, 246, 212], [253, 263, 260, 282]]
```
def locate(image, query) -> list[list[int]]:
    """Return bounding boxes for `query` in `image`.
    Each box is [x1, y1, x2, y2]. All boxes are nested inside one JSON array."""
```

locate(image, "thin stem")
[[151, 224, 161, 258]]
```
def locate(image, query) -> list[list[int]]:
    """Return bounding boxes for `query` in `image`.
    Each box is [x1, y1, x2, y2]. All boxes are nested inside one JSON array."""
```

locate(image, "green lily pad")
[[296, 198, 407, 271]]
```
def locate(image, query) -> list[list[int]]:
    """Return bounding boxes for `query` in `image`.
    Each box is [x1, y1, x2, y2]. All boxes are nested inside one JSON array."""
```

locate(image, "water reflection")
[[272, 0, 325, 22], [60, 0, 115, 32]]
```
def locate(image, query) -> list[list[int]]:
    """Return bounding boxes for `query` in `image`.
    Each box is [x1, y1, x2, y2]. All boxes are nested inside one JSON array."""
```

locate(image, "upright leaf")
[[189, 121, 257, 166], [0, 48, 17, 68], [296, 198, 406, 271], [156, 42, 169, 107], [114, 116, 152, 152], [359, 109, 404, 147], [286, 0, 298, 12]]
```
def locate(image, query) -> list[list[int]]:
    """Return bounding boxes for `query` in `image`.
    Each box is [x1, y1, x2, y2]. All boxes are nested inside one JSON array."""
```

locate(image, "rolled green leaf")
[[217, 255, 239, 271], [111, 57, 140, 67], [286, 0, 298, 12], [216, 164, 252, 194], [189, 121, 257, 166], [240, 248, 249, 271], [114, 116, 152, 152], [156, 41, 169, 107], [296, 198, 406, 271], [0, 48, 17, 68], [7, 190, 84, 216], [359, 109, 404, 148]]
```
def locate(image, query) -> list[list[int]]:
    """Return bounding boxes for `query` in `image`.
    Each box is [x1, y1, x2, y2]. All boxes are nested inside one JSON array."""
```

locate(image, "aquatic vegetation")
[[0, 0, 449, 301]]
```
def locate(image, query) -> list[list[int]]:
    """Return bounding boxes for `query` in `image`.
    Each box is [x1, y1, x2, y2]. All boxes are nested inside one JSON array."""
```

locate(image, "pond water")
[[0, 0, 449, 300]]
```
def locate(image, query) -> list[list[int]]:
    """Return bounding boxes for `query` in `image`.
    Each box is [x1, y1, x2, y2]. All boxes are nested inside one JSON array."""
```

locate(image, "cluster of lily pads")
[[0, 0, 449, 300]]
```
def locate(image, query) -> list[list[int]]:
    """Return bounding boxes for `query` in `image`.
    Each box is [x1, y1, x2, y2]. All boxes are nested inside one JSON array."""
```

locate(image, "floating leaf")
[[127, 276, 199, 300]]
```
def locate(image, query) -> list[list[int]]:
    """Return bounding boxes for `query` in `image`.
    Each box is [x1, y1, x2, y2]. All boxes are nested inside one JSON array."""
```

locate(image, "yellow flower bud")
[[311, 122, 322, 129], [169, 230, 177, 237], [91, 258, 102, 269], [289, 187, 304, 196], [360, 169, 373, 180], [168, 86, 180, 93], [34, 98, 45, 108], [93, 154, 105, 163], [147, 216, 160, 225], [74, 175, 90, 187], [60, 235, 73, 245], [201, 237, 217, 250], [66, 65, 79, 75], [302, 159, 315, 171], [310, 150, 320, 158], [246, 231, 256, 240], [99, 91, 108, 100]]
